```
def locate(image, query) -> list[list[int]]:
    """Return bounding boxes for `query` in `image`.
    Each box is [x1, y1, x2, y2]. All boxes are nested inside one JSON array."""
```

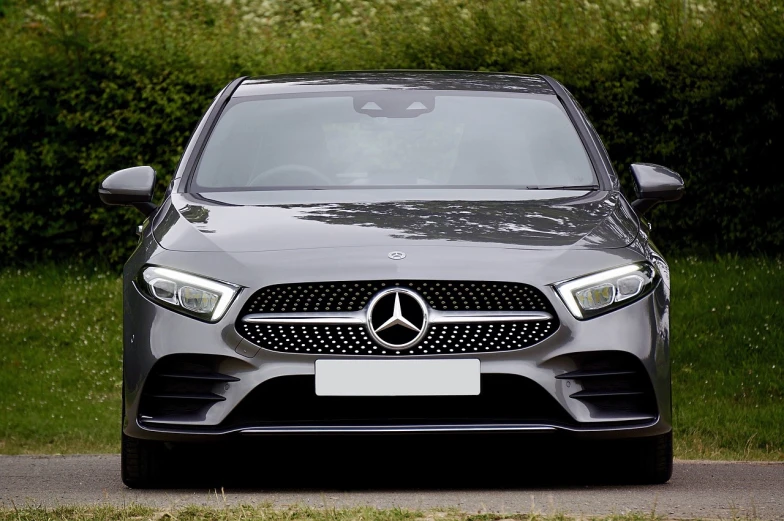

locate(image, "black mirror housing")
[[99, 166, 157, 216], [629, 163, 684, 216]]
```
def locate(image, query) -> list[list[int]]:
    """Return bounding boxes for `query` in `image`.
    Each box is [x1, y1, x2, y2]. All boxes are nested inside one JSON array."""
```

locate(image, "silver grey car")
[[99, 71, 683, 488]]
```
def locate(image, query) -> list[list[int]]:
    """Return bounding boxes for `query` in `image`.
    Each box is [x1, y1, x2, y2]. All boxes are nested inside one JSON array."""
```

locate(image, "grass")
[[670, 256, 784, 460], [0, 505, 705, 521], [0, 257, 782, 459], [0, 264, 123, 454]]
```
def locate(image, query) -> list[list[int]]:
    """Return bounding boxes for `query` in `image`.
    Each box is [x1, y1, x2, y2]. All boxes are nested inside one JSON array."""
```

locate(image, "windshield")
[[192, 91, 597, 191]]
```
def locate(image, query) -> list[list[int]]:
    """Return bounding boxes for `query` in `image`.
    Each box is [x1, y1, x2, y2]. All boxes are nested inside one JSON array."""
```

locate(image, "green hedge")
[[0, 53, 219, 263], [571, 59, 784, 253], [1, 0, 783, 265]]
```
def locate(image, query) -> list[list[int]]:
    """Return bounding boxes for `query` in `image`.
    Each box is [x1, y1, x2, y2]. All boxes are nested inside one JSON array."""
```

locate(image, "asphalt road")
[[1, 453, 783, 520]]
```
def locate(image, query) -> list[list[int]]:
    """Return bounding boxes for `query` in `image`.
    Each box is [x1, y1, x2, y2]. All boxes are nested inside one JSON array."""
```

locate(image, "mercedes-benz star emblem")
[[366, 288, 428, 350], [388, 251, 406, 260]]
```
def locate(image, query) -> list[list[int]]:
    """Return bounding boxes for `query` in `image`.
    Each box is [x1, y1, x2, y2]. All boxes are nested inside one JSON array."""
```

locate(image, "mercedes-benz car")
[[99, 71, 683, 488]]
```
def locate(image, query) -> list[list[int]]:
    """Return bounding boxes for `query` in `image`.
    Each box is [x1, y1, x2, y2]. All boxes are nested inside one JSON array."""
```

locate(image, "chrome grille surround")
[[237, 280, 559, 356]]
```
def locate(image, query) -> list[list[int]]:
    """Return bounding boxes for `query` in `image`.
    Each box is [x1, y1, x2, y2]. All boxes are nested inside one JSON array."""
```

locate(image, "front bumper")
[[122, 264, 671, 442]]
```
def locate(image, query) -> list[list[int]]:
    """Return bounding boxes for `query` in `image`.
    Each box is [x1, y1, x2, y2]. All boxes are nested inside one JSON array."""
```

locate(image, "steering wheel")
[[248, 164, 333, 187]]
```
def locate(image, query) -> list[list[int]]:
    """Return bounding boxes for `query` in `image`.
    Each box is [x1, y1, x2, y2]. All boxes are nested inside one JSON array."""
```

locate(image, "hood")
[[153, 189, 639, 253]]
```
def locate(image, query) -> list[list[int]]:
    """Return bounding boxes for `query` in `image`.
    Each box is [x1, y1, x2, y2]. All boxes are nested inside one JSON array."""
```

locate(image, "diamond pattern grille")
[[237, 280, 558, 356], [241, 280, 551, 313]]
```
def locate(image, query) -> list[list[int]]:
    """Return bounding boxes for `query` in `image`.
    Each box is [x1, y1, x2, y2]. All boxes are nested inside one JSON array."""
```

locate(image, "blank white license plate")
[[315, 359, 480, 396]]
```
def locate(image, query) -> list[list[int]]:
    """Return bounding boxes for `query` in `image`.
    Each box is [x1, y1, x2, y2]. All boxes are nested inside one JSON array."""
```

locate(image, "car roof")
[[233, 70, 556, 98]]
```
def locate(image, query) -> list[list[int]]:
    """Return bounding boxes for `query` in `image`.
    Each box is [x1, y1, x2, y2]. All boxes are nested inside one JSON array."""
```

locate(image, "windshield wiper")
[[526, 185, 600, 190]]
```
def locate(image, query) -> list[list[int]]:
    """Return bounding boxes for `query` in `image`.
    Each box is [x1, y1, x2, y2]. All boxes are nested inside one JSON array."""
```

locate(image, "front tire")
[[121, 432, 165, 488], [121, 382, 167, 488], [630, 431, 673, 484]]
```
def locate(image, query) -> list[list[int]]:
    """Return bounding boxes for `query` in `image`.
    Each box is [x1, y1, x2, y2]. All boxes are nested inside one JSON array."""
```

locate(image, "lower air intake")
[[138, 355, 238, 420], [220, 374, 573, 429], [557, 352, 658, 420]]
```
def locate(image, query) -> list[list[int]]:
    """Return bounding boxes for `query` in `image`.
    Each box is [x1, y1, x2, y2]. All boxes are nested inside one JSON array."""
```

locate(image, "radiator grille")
[[241, 280, 551, 314], [237, 280, 558, 355], [241, 321, 555, 355]]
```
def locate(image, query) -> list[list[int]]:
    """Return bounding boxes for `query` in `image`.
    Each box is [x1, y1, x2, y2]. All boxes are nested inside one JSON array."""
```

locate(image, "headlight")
[[138, 266, 240, 322], [554, 262, 657, 319]]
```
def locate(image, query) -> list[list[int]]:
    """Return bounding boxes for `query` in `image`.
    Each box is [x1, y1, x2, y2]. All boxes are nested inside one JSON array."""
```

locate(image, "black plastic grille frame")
[[557, 352, 658, 419], [139, 355, 238, 419], [241, 280, 551, 314], [221, 374, 574, 428], [237, 280, 559, 356]]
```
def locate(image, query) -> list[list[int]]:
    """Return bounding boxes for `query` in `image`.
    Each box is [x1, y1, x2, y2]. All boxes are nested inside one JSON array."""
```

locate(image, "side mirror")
[[629, 163, 684, 216], [98, 166, 157, 216]]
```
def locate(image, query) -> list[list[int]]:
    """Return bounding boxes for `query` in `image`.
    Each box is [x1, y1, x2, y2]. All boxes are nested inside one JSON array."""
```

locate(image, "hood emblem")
[[388, 251, 406, 260], [366, 288, 428, 350]]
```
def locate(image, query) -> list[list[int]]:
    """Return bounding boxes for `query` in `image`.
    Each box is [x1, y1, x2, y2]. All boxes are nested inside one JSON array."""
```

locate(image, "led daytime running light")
[[554, 263, 656, 319], [140, 266, 239, 322]]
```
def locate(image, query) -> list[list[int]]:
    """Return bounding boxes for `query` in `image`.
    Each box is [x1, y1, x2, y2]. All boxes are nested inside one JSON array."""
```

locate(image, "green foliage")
[[0, 0, 783, 264], [0, 1, 236, 264]]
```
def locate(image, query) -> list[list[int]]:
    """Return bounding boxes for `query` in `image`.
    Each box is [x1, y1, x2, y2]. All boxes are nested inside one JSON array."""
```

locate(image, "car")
[[99, 71, 683, 488]]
